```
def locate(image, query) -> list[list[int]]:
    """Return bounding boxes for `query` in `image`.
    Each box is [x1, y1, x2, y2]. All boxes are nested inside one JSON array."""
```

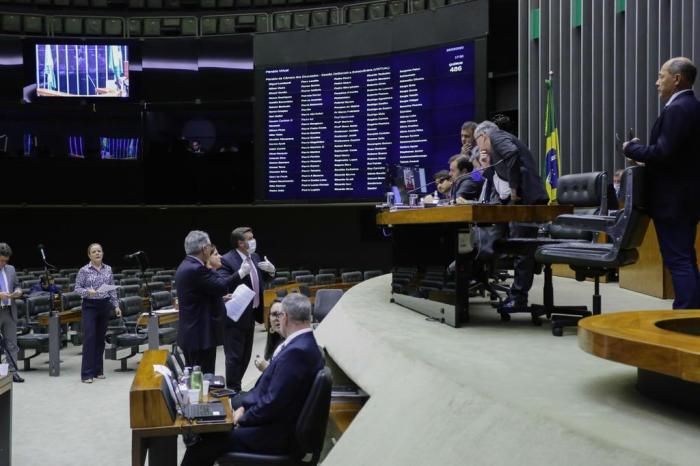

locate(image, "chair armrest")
[[554, 214, 617, 232]]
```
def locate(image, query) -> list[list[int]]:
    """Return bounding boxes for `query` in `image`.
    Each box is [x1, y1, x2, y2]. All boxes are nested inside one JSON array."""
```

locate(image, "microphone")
[[37, 244, 46, 261], [124, 251, 144, 261]]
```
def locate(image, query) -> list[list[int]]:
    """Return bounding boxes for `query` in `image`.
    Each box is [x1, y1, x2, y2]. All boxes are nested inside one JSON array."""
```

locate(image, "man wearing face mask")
[[219, 226, 276, 391]]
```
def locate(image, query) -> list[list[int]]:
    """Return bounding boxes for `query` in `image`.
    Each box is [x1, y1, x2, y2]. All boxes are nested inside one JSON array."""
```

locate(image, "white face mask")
[[247, 239, 257, 254]]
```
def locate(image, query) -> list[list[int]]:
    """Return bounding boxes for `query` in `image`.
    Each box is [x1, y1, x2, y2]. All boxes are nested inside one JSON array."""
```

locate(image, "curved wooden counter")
[[578, 311, 700, 383]]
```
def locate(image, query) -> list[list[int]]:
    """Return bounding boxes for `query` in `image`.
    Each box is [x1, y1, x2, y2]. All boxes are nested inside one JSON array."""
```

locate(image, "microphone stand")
[[40, 249, 62, 377], [132, 252, 160, 350]]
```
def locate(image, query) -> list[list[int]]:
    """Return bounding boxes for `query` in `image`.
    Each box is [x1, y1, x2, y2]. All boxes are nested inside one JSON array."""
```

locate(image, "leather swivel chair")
[[313, 289, 343, 323], [314, 274, 335, 286], [535, 166, 649, 335], [340, 271, 362, 284], [217, 367, 333, 466], [16, 296, 51, 370], [105, 296, 147, 371]]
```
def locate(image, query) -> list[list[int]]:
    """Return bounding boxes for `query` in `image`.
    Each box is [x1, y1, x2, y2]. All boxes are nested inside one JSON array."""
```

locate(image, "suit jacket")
[[450, 173, 483, 202], [1, 264, 21, 316], [219, 250, 272, 326], [174, 256, 233, 351], [236, 331, 324, 453], [624, 90, 700, 221], [489, 129, 549, 205]]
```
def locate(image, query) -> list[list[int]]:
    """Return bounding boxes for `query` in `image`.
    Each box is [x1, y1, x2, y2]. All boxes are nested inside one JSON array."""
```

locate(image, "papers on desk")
[[153, 364, 172, 379], [225, 284, 256, 322], [96, 283, 119, 293]]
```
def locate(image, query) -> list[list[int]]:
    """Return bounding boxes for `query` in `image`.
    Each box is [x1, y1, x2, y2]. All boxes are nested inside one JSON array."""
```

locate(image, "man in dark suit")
[[175, 230, 235, 374], [624, 57, 700, 309], [0, 243, 24, 383], [219, 226, 276, 390], [181, 293, 324, 466], [474, 122, 550, 312], [449, 154, 483, 203]]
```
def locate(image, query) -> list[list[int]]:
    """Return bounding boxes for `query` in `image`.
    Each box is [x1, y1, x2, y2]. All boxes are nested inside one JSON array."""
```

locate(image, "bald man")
[[624, 57, 700, 308]]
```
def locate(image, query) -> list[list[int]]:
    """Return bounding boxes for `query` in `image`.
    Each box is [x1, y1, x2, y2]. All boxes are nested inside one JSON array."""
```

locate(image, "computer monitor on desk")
[[391, 165, 428, 205]]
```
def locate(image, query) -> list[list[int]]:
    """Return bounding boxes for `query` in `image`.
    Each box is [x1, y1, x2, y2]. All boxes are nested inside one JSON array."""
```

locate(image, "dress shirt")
[[666, 89, 693, 107], [237, 249, 260, 308], [271, 327, 312, 360], [74, 263, 119, 308], [0, 268, 8, 306]]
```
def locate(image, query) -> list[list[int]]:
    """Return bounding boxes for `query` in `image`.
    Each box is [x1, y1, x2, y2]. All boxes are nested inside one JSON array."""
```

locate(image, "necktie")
[[0, 270, 8, 306], [248, 257, 260, 308]]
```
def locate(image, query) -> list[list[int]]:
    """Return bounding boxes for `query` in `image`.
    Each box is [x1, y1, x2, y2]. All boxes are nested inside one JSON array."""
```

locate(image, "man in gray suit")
[[0, 243, 24, 382]]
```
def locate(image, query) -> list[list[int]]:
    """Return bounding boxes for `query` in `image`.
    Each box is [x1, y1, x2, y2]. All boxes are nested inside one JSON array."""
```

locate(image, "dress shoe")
[[82, 378, 93, 384], [95, 374, 106, 380], [498, 297, 529, 313], [12, 373, 25, 383]]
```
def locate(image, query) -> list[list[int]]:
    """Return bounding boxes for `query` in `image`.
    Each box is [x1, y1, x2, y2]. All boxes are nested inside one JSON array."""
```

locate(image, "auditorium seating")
[[119, 284, 141, 298], [341, 271, 362, 283], [144, 281, 166, 293], [318, 268, 338, 278], [149, 290, 173, 310], [291, 270, 312, 281], [295, 275, 315, 286], [313, 289, 343, 323], [16, 296, 52, 370], [363, 269, 383, 280], [217, 366, 332, 466], [61, 291, 82, 311], [120, 277, 141, 286], [270, 276, 289, 287], [105, 296, 147, 371], [315, 273, 335, 286]]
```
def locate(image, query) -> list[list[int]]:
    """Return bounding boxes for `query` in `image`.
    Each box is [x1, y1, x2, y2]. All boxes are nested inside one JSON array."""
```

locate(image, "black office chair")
[[313, 289, 343, 323], [144, 281, 166, 294], [119, 284, 141, 299], [61, 292, 82, 311], [270, 277, 289, 288], [341, 271, 362, 284], [150, 290, 173, 310], [120, 277, 141, 287], [535, 166, 649, 335], [314, 274, 335, 286], [105, 296, 148, 371], [295, 274, 316, 286], [217, 367, 333, 466], [291, 270, 312, 281], [317, 268, 338, 278], [363, 270, 383, 280], [16, 296, 51, 370]]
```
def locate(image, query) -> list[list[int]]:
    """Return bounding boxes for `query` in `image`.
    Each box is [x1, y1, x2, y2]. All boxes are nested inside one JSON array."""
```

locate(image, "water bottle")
[[191, 365, 203, 403], [182, 367, 192, 389]]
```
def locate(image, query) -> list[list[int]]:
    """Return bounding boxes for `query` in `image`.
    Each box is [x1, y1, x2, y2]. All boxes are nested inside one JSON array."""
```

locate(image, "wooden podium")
[[619, 220, 700, 299], [130, 350, 234, 466], [377, 204, 572, 327]]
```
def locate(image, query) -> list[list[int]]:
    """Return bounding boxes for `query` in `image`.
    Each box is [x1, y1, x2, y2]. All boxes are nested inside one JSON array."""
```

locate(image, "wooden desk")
[[618, 220, 700, 299], [376, 204, 572, 225], [37, 308, 81, 327], [579, 311, 700, 411], [377, 204, 572, 327], [130, 350, 233, 466], [135, 309, 179, 327], [0, 375, 11, 466]]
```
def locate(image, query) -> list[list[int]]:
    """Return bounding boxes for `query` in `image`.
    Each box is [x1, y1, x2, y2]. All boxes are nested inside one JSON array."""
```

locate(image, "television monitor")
[[99, 137, 139, 159], [391, 165, 428, 205], [257, 40, 480, 202], [68, 136, 84, 158], [35, 44, 129, 98]]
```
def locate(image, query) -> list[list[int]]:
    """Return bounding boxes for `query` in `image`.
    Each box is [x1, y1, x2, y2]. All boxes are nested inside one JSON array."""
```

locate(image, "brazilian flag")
[[543, 78, 561, 203], [43, 45, 57, 91]]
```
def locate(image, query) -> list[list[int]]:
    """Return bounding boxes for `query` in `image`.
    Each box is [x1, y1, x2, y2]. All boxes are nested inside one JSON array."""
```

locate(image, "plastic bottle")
[[182, 367, 192, 389], [191, 365, 203, 403]]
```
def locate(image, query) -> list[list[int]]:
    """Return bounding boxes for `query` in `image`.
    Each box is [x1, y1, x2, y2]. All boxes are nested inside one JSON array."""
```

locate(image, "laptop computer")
[[160, 370, 227, 422]]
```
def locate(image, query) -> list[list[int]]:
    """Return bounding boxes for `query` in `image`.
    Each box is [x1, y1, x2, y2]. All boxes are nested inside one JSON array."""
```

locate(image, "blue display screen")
[[262, 41, 476, 201], [35, 44, 129, 98]]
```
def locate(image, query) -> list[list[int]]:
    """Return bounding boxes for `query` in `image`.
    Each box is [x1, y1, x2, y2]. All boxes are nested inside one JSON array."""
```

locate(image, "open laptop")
[[160, 370, 227, 422]]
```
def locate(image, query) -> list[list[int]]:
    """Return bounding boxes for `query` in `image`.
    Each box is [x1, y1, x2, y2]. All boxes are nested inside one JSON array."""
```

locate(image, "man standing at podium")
[[624, 57, 700, 309], [220, 227, 275, 391]]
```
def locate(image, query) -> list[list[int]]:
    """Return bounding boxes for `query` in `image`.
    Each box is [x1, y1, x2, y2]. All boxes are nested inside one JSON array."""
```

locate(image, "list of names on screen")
[[263, 42, 476, 201]]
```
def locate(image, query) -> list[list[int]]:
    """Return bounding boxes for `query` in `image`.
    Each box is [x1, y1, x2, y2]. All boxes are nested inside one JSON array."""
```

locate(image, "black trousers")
[[655, 218, 700, 309], [509, 222, 540, 302], [223, 314, 256, 390], [182, 346, 217, 374], [81, 298, 111, 380]]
